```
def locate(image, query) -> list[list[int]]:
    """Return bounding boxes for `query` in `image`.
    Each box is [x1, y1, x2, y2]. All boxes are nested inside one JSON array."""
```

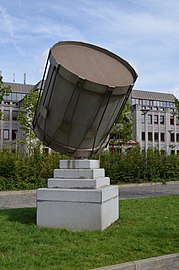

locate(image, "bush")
[[0, 147, 178, 191], [100, 146, 179, 183], [0, 151, 69, 191]]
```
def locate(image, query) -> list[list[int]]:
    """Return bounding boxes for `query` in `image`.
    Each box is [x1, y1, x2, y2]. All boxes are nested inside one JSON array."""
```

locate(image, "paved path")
[[119, 181, 179, 199], [0, 190, 36, 209], [0, 181, 179, 209]]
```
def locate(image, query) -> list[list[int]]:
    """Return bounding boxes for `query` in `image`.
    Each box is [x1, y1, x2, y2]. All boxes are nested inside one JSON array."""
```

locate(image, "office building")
[[0, 81, 178, 155], [130, 90, 179, 154], [0, 82, 33, 151]]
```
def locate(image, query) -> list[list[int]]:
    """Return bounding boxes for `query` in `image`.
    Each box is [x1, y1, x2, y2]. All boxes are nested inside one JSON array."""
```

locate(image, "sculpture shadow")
[[3, 207, 36, 225]]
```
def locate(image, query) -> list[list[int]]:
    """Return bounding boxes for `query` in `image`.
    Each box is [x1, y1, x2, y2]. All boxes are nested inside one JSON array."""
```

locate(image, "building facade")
[[0, 82, 33, 151], [0, 81, 179, 155], [130, 90, 179, 154]]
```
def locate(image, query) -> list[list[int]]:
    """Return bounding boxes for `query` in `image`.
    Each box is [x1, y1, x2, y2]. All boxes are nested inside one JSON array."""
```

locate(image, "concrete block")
[[54, 168, 105, 179], [60, 159, 100, 169], [37, 185, 118, 203], [48, 177, 110, 189], [37, 186, 119, 230], [135, 253, 179, 270]]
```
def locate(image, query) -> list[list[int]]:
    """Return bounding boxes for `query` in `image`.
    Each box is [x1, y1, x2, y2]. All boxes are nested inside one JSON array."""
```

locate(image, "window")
[[142, 132, 145, 141], [160, 115, 164, 125], [161, 133, 165, 142], [139, 99, 143, 105], [148, 132, 153, 141], [159, 101, 163, 107], [143, 99, 149, 106], [176, 133, 179, 142], [131, 98, 135, 105], [171, 150, 175, 155], [12, 130, 17, 140], [12, 111, 18, 121], [3, 110, 10, 121], [148, 114, 152, 124], [149, 100, 153, 106], [3, 129, 9, 140], [154, 115, 158, 124], [12, 92, 17, 101], [170, 133, 175, 142], [154, 132, 159, 141], [153, 100, 157, 106], [16, 93, 22, 101], [170, 115, 174, 125], [43, 147, 49, 155]]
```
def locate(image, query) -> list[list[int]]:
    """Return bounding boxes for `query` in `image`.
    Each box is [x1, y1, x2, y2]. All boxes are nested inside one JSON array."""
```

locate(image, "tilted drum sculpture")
[[33, 41, 137, 158], [34, 41, 137, 231]]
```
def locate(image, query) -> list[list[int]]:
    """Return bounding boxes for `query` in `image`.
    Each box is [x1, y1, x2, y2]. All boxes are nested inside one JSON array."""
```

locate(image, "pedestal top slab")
[[60, 160, 100, 169], [54, 168, 105, 179]]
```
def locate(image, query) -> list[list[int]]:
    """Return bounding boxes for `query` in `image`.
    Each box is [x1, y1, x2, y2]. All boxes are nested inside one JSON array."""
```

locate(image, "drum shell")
[[33, 43, 137, 157]]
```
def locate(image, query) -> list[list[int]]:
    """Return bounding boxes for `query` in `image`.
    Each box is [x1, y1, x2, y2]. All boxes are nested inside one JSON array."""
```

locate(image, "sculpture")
[[34, 41, 137, 230]]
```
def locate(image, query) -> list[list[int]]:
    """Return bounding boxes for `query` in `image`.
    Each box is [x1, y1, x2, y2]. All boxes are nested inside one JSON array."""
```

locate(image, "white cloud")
[[0, 0, 179, 95]]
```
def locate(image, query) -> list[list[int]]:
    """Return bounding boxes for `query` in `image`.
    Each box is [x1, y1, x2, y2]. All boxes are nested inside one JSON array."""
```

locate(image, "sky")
[[0, 0, 179, 98]]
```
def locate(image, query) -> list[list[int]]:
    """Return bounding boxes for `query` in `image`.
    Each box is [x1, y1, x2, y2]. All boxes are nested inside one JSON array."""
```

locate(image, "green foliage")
[[0, 75, 11, 119], [100, 146, 179, 183], [0, 146, 178, 191], [175, 97, 179, 120], [0, 151, 69, 191], [110, 101, 133, 145], [0, 196, 178, 269], [17, 91, 40, 155]]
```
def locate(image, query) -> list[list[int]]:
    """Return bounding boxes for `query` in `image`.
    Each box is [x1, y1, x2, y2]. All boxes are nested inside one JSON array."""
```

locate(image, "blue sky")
[[0, 0, 179, 98]]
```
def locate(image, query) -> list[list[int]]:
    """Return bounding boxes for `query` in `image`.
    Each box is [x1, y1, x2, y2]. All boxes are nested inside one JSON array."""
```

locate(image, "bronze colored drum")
[[33, 41, 137, 157]]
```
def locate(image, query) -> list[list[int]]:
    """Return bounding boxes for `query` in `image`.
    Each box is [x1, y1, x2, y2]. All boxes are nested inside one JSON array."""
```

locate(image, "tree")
[[175, 98, 179, 119], [0, 75, 11, 119], [110, 101, 133, 146], [17, 91, 41, 155]]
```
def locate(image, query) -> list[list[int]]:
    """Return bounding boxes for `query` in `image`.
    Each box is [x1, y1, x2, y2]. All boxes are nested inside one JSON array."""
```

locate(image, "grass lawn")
[[0, 195, 178, 270]]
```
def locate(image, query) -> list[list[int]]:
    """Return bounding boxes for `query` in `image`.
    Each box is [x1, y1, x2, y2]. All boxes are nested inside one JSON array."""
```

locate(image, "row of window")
[[3, 92, 27, 102], [132, 98, 175, 108], [0, 110, 18, 121], [0, 129, 18, 140], [142, 114, 176, 125], [142, 132, 179, 142]]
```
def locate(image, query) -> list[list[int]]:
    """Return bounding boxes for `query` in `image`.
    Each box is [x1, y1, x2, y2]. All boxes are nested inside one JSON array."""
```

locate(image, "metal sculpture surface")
[[33, 41, 137, 157]]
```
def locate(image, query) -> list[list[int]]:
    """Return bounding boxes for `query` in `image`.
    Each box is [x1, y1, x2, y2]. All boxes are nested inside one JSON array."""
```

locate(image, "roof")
[[3, 82, 34, 93], [131, 89, 176, 102]]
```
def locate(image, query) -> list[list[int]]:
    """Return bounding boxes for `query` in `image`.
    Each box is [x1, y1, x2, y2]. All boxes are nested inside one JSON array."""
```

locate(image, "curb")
[[118, 181, 179, 188], [0, 190, 36, 196], [92, 253, 179, 270]]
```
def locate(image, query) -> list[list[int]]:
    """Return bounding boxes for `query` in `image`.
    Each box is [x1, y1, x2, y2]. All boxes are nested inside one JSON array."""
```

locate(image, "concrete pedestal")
[[37, 160, 119, 231]]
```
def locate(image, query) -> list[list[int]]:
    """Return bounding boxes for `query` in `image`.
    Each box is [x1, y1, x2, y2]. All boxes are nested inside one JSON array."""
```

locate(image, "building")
[[0, 82, 33, 151], [1, 81, 179, 155], [130, 90, 179, 154]]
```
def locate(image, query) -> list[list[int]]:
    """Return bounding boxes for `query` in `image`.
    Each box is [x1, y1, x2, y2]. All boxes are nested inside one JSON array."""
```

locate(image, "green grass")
[[0, 196, 179, 270]]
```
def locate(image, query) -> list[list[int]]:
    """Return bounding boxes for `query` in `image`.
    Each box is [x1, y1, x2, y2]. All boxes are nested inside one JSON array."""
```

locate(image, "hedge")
[[0, 146, 178, 191]]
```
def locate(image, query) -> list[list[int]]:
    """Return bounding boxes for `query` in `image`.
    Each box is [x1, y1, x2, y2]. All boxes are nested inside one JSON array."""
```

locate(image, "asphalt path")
[[0, 181, 179, 209]]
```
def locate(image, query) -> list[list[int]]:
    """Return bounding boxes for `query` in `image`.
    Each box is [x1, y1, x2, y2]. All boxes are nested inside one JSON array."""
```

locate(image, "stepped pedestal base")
[[37, 160, 119, 231]]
